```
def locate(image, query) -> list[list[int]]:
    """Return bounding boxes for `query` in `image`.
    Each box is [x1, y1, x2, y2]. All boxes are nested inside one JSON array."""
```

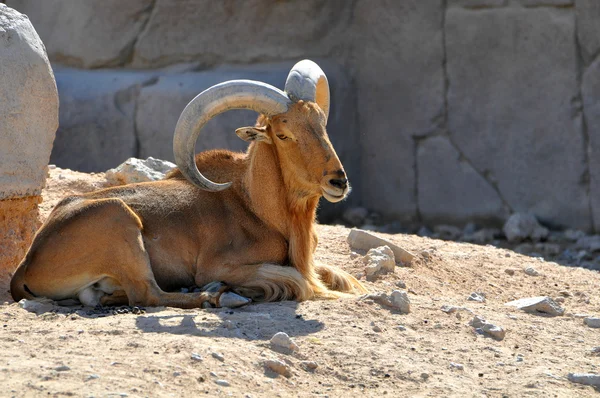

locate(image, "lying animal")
[[10, 60, 367, 309]]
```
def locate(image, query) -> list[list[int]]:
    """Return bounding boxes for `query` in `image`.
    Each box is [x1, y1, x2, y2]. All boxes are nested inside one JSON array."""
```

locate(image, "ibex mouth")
[[322, 186, 349, 203]]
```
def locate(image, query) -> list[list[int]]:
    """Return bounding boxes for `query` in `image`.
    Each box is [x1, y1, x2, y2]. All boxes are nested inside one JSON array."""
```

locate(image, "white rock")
[[481, 323, 506, 340], [211, 352, 225, 362], [390, 290, 411, 313], [300, 361, 318, 371], [347, 229, 414, 264], [468, 292, 486, 303], [270, 332, 299, 352], [18, 298, 55, 314], [584, 317, 600, 328], [503, 213, 548, 242], [505, 296, 565, 316], [214, 379, 230, 387], [105, 157, 176, 185], [449, 362, 464, 370], [363, 245, 396, 280], [191, 353, 202, 361], [567, 373, 600, 387], [469, 315, 488, 329], [523, 266, 540, 276], [264, 359, 292, 378]]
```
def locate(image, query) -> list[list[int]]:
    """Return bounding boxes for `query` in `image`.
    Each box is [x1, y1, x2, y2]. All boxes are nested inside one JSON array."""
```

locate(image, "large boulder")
[[5, 0, 153, 68], [0, 4, 58, 282], [352, 0, 445, 224], [446, 5, 590, 231]]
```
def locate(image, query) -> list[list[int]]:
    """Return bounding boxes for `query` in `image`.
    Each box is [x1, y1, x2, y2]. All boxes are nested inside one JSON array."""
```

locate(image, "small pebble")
[[584, 317, 600, 328], [420, 372, 430, 380], [270, 332, 299, 352], [523, 266, 540, 276], [300, 361, 318, 371], [371, 321, 382, 332], [468, 292, 486, 303], [214, 379, 230, 387], [85, 374, 99, 381], [567, 373, 600, 388], [397, 325, 407, 331], [212, 352, 225, 362], [504, 268, 516, 276], [449, 362, 464, 370], [264, 359, 292, 378], [191, 353, 202, 362], [55, 365, 70, 372], [395, 280, 406, 289]]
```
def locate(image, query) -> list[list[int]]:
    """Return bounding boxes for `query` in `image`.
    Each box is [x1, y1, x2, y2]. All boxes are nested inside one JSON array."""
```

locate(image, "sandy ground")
[[0, 167, 599, 397]]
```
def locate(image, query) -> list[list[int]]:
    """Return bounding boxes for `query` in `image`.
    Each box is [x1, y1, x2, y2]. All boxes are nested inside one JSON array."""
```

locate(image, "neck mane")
[[243, 141, 321, 286]]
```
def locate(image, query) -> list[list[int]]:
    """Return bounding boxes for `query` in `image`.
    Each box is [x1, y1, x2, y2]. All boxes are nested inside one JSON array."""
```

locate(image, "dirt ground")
[[0, 167, 598, 397]]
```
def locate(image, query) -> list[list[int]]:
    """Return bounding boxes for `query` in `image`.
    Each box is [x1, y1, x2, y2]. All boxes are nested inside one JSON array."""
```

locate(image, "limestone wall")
[[6, 0, 600, 231]]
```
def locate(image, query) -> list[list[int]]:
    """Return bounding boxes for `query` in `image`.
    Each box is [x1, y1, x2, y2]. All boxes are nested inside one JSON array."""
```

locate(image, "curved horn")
[[284, 59, 330, 121], [173, 80, 291, 191]]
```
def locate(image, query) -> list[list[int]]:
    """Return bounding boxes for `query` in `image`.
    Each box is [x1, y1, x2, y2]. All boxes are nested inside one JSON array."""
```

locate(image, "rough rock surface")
[[446, 6, 589, 231], [503, 213, 549, 243], [105, 157, 175, 186], [0, 4, 58, 199], [353, 0, 444, 223], [348, 229, 415, 264], [418, 136, 508, 225], [505, 296, 565, 316], [5, 0, 153, 68], [363, 246, 395, 281], [51, 69, 158, 172]]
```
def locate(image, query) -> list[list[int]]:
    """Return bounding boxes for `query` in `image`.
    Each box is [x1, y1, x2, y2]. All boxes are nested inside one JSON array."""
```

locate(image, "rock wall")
[[6, 0, 600, 230], [0, 5, 58, 280]]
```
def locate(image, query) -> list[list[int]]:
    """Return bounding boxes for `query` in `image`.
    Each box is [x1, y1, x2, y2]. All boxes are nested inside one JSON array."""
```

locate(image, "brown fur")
[[10, 101, 367, 308]]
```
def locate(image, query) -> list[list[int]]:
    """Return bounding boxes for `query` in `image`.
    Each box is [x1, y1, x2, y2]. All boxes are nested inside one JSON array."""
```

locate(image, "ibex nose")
[[329, 177, 348, 191]]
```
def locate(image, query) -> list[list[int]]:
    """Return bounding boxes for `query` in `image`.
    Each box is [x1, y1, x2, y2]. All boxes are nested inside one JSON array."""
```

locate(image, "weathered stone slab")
[[347, 229, 415, 264], [505, 296, 565, 316], [132, 0, 352, 68], [51, 69, 158, 172], [417, 136, 508, 225], [576, 0, 600, 65], [6, 0, 152, 68], [353, 0, 445, 223], [582, 58, 600, 231], [0, 4, 58, 199], [446, 7, 590, 230]]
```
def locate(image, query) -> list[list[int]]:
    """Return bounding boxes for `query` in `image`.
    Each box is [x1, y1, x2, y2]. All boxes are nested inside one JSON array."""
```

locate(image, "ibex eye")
[[277, 135, 289, 141]]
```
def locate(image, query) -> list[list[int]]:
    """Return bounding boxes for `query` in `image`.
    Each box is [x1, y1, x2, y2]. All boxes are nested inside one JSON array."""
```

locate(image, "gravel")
[[505, 296, 565, 316], [270, 332, 299, 352]]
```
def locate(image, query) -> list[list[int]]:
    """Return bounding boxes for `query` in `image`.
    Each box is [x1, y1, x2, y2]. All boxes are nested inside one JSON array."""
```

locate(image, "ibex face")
[[236, 101, 349, 203]]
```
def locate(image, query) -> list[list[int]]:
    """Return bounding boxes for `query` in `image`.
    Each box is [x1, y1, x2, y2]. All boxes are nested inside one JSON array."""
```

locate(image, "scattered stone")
[[299, 361, 318, 371], [591, 347, 600, 356], [564, 229, 586, 242], [214, 379, 230, 387], [503, 213, 548, 242], [270, 332, 299, 352], [441, 305, 472, 315], [342, 207, 369, 226], [468, 292, 486, 303], [347, 229, 415, 264], [449, 362, 464, 370], [559, 290, 572, 297], [505, 296, 565, 316], [420, 372, 430, 380], [504, 268, 516, 276], [363, 245, 395, 281], [264, 359, 292, 378], [523, 266, 540, 276], [555, 297, 566, 303], [433, 225, 462, 240], [574, 235, 600, 252], [469, 315, 487, 329], [211, 352, 224, 362], [395, 280, 406, 289], [191, 353, 202, 362], [481, 324, 506, 340], [371, 322, 382, 332], [350, 251, 360, 260], [584, 317, 600, 328], [105, 157, 176, 185], [85, 374, 100, 381], [55, 365, 71, 372], [397, 325, 407, 331], [567, 373, 600, 388], [18, 299, 55, 314], [361, 290, 411, 314]]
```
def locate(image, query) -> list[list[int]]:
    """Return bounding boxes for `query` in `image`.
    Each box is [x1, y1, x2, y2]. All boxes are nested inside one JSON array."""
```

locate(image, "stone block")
[[50, 69, 158, 172], [446, 7, 590, 230], [417, 136, 508, 225], [0, 4, 58, 199], [132, 0, 352, 68], [576, 0, 600, 65], [582, 58, 600, 231], [5, 0, 153, 68], [352, 0, 445, 223]]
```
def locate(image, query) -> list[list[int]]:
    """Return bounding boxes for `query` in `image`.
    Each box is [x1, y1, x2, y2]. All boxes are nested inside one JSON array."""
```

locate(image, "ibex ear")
[[235, 126, 272, 144]]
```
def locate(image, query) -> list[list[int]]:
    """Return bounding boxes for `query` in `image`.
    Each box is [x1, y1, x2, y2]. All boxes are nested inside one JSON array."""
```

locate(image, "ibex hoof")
[[200, 281, 251, 308]]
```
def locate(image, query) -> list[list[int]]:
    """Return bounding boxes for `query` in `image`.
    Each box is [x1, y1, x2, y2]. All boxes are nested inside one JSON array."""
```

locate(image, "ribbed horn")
[[173, 80, 291, 191], [284, 59, 330, 121]]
